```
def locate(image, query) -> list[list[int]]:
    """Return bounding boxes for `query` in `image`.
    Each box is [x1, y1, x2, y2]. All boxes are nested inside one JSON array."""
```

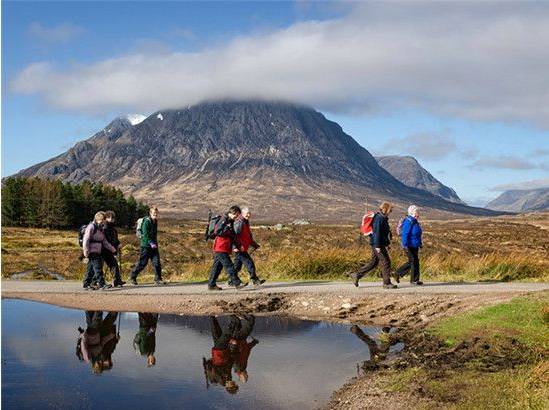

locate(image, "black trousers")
[[356, 246, 392, 285], [83, 254, 106, 287], [396, 247, 421, 283], [210, 316, 239, 349], [231, 315, 255, 340], [102, 250, 122, 282], [234, 252, 258, 280], [208, 252, 241, 287], [131, 247, 162, 281]]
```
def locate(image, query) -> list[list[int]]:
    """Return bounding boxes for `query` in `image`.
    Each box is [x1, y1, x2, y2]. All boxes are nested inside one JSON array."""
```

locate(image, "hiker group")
[[80, 199, 422, 291], [76, 309, 259, 395], [349, 201, 424, 289], [79, 205, 265, 290]]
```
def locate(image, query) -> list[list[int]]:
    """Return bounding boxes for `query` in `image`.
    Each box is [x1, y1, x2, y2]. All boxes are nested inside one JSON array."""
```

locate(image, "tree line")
[[2, 177, 149, 229]]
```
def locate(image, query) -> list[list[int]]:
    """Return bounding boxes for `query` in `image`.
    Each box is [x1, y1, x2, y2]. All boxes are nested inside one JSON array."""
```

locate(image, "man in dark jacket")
[[350, 202, 397, 289], [233, 207, 265, 286], [207, 206, 247, 291], [129, 207, 165, 286], [103, 211, 125, 287]]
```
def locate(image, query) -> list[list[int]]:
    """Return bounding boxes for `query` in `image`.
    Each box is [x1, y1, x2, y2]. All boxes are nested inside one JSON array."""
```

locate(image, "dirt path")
[[2, 280, 547, 327]]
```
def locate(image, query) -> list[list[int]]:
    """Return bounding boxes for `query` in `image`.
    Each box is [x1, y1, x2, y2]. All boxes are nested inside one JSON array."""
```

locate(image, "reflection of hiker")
[[350, 202, 398, 289], [82, 212, 117, 290], [230, 315, 259, 383], [203, 316, 240, 394], [133, 312, 159, 367], [350, 325, 388, 358], [130, 207, 166, 286], [76, 311, 119, 374], [395, 205, 423, 285], [233, 208, 265, 286], [103, 210, 125, 287], [207, 206, 247, 291]]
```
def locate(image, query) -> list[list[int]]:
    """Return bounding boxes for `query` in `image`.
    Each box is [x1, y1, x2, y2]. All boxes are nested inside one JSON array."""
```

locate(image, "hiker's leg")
[[378, 247, 392, 285], [210, 316, 222, 345], [234, 252, 243, 274], [396, 247, 412, 278], [103, 251, 120, 282], [131, 247, 149, 280], [91, 255, 106, 287], [219, 253, 241, 285], [208, 254, 223, 287], [151, 248, 162, 281], [410, 247, 420, 282], [242, 252, 258, 280], [356, 247, 379, 278], [83, 259, 96, 287], [103, 312, 118, 327], [239, 315, 255, 338]]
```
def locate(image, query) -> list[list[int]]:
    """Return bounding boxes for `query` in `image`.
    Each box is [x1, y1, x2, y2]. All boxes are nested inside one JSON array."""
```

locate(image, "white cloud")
[[491, 178, 549, 191], [12, 3, 549, 127], [470, 155, 539, 170], [27, 22, 85, 44], [380, 133, 457, 161]]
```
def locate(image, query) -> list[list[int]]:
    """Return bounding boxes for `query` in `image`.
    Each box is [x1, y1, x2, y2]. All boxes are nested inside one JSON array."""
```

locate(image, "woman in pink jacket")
[[82, 211, 117, 290]]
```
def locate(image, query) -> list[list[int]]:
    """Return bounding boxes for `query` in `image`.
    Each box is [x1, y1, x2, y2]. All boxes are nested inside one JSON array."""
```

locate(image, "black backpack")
[[204, 210, 224, 241], [78, 222, 96, 248]]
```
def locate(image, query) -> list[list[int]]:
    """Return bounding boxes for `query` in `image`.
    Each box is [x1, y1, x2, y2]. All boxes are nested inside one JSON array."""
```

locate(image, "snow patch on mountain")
[[125, 114, 146, 125]]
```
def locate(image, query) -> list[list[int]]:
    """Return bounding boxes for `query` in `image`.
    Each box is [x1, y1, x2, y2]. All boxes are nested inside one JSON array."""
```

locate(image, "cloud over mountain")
[[11, 2, 549, 127]]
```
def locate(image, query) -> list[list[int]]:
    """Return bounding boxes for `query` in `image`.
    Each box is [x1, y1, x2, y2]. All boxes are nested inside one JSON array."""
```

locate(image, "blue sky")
[[2, 1, 548, 206]]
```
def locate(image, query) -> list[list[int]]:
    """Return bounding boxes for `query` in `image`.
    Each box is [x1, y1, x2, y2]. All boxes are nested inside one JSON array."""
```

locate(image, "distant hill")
[[375, 155, 464, 204], [16, 100, 499, 221], [486, 188, 549, 212]]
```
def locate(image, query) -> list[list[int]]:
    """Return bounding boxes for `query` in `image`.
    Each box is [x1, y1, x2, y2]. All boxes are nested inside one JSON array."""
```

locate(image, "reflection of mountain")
[[159, 314, 318, 335]]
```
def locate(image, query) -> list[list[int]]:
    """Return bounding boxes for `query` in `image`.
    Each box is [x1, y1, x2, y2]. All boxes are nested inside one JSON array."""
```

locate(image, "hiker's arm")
[[103, 237, 117, 253], [371, 217, 382, 248], [82, 225, 92, 257], [401, 219, 411, 247]]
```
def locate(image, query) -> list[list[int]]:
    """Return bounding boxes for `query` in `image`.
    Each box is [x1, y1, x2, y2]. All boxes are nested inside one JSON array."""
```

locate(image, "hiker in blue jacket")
[[396, 205, 423, 285]]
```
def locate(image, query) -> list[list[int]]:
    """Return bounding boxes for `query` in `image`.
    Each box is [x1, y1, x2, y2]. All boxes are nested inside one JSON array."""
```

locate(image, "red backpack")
[[360, 211, 376, 236]]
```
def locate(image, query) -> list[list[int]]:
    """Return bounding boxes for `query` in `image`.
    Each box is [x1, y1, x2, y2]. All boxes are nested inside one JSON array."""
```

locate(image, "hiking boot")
[[129, 278, 138, 286], [154, 280, 167, 286], [252, 278, 266, 286], [113, 280, 126, 288], [232, 282, 248, 290], [99, 284, 112, 291], [391, 271, 400, 284], [411, 281, 424, 286], [349, 272, 360, 287], [208, 285, 222, 291], [383, 284, 398, 289], [83, 285, 92, 291]]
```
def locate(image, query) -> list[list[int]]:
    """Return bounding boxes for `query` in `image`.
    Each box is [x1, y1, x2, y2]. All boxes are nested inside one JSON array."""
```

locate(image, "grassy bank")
[[2, 213, 548, 282], [383, 294, 549, 409]]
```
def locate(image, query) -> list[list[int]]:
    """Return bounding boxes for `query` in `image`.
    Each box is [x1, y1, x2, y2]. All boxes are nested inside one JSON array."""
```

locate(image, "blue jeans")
[[83, 254, 105, 287], [208, 252, 241, 287], [234, 251, 258, 280]]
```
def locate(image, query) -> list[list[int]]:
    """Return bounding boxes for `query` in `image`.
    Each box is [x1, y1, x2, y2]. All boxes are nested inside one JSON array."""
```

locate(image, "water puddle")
[[2, 299, 402, 409]]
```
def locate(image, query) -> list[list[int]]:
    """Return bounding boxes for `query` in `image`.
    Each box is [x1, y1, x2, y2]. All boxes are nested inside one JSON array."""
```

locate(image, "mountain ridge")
[[16, 100, 500, 220]]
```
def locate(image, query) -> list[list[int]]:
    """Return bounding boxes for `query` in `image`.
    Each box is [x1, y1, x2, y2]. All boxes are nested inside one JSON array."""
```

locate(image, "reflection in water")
[[76, 311, 120, 374], [134, 313, 159, 367], [2, 300, 403, 410]]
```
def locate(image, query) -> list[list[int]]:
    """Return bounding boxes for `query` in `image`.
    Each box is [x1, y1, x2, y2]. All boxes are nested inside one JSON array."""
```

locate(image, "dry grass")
[[2, 213, 548, 282]]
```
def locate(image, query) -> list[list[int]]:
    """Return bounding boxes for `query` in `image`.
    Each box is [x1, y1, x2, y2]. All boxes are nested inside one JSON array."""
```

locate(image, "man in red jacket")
[[230, 314, 259, 383], [207, 206, 247, 291], [233, 207, 265, 286]]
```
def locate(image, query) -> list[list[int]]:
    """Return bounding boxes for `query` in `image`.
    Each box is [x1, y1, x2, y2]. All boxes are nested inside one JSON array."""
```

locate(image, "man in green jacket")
[[129, 207, 165, 285]]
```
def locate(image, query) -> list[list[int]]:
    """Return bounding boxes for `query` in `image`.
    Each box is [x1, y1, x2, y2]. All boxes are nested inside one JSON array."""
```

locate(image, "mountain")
[[486, 188, 549, 212], [375, 155, 464, 204], [16, 100, 499, 221]]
